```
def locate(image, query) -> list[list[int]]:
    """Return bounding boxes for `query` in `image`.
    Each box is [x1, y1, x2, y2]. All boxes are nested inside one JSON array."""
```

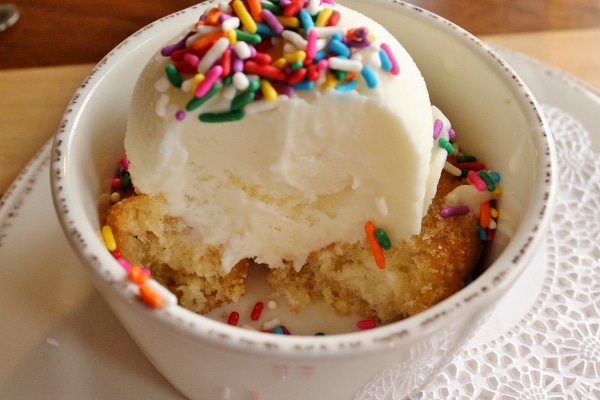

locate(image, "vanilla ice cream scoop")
[[125, 1, 448, 271]]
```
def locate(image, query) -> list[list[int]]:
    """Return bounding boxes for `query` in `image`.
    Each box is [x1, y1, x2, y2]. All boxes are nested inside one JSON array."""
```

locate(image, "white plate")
[[0, 49, 598, 399]]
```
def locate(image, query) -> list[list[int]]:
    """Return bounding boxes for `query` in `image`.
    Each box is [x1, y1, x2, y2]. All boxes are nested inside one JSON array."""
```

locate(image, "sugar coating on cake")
[[104, 0, 501, 326]]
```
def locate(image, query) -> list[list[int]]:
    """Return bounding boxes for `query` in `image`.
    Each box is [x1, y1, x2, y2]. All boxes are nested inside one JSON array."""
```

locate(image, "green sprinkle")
[[291, 60, 303, 70], [314, 332, 325, 336], [261, 2, 283, 14], [374, 228, 392, 250], [165, 64, 183, 88], [235, 30, 262, 44], [248, 79, 261, 92], [200, 110, 245, 123], [478, 170, 497, 192], [185, 84, 221, 111], [223, 75, 233, 87], [457, 155, 477, 163], [334, 70, 348, 81], [231, 90, 256, 111], [120, 173, 132, 190], [438, 138, 455, 154]]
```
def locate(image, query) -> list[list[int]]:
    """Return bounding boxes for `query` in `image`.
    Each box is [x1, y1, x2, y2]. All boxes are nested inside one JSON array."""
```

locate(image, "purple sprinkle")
[[433, 119, 444, 139], [271, 81, 295, 97], [448, 128, 456, 140], [161, 31, 195, 57], [175, 110, 186, 121], [232, 55, 244, 73], [261, 9, 284, 35], [354, 28, 369, 39], [345, 38, 372, 49], [440, 205, 470, 218], [279, 0, 292, 7]]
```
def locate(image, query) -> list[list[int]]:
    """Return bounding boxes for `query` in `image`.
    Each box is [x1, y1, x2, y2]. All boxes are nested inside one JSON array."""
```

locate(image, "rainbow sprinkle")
[[160, 0, 399, 122]]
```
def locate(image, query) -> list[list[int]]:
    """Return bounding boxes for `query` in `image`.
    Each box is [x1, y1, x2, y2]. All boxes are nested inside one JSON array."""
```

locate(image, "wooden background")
[[2, 0, 600, 70]]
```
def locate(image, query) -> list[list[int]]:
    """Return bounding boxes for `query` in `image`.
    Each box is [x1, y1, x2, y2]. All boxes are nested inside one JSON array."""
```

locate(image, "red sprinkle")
[[283, 0, 303, 17], [220, 48, 232, 77], [456, 161, 486, 171], [357, 319, 376, 330], [228, 311, 240, 326], [253, 52, 272, 65], [244, 61, 287, 81], [251, 301, 264, 321]]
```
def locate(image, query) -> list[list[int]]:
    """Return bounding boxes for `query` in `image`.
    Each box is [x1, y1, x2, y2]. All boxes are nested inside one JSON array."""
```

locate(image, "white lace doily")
[[408, 104, 600, 399]]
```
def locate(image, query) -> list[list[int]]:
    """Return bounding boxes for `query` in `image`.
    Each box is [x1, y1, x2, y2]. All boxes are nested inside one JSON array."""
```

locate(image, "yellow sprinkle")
[[191, 74, 205, 93], [226, 29, 237, 44], [490, 207, 499, 219], [232, 0, 257, 33], [277, 16, 300, 28], [324, 72, 337, 88], [272, 57, 287, 69], [101, 225, 117, 252], [367, 33, 376, 41], [315, 7, 332, 27], [284, 50, 306, 64], [493, 185, 503, 195], [260, 79, 277, 101]]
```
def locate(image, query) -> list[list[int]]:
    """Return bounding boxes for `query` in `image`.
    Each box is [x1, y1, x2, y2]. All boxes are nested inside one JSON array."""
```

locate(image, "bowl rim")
[[50, 0, 557, 358]]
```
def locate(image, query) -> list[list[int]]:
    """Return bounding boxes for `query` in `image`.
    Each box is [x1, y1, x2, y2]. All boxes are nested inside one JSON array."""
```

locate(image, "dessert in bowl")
[[51, 0, 556, 399]]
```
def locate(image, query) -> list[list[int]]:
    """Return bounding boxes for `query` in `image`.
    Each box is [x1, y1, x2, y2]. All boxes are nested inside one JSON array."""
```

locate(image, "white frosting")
[[125, 4, 447, 272]]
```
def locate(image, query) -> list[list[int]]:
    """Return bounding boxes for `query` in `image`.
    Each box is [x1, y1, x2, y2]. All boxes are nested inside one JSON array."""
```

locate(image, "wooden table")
[[1, 1, 600, 196]]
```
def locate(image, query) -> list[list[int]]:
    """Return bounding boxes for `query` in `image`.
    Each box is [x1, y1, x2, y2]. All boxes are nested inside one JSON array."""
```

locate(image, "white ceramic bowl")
[[51, 1, 557, 398]]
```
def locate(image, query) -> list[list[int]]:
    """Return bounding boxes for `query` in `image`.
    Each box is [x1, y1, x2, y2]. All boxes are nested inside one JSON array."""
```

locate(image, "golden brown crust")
[[106, 172, 480, 321], [265, 172, 481, 323]]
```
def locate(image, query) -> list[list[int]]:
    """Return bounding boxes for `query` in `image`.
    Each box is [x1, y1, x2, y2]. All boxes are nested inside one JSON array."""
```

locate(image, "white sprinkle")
[[241, 324, 258, 331], [263, 317, 281, 331], [198, 37, 229, 74], [221, 386, 232, 399], [110, 192, 121, 203], [306, 0, 322, 15], [488, 219, 498, 229], [222, 85, 237, 101], [444, 161, 462, 177], [154, 77, 171, 92], [244, 95, 289, 114], [46, 337, 59, 347], [218, 1, 232, 13], [375, 196, 388, 216], [234, 41, 252, 60], [282, 30, 307, 49], [328, 57, 363, 72], [221, 16, 240, 31], [311, 26, 346, 38], [155, 94, 170, 117], [267, 300, 278, 310], [232, 71, 250, 91]]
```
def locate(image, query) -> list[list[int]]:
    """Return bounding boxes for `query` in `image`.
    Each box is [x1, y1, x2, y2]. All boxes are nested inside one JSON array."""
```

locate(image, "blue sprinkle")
[[297, 9, 314, 33], [273, 326, 285, 335], [489, 171, 501, 184], [379, 48, 392, 72], [255, 23, 276, 37], [361, 65, 378, 88], [329, 39, 351, 58], [313, 49, 327, 62], [293, 80, 315, 90], [478, 226, 488, 240], [336, 80, 358, 92]]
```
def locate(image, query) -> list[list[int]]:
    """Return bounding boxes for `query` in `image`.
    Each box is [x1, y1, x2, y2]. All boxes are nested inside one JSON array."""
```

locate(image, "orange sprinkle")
[[479, 201, 491, 228], [128, 264, 149, 285], [205, 7, 222, 25], [365, 221, 386, 269], [139, 284, 164, 309], [246, 0, 263, 21], [192, 30, 225, 52]]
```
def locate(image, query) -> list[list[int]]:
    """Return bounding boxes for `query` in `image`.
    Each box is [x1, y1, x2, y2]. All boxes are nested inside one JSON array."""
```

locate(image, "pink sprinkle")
[[175, 110, 186, 121], [316, 59, 329, 70], [116, 258, 132, 271], [141, 268, 151, 277], [433, 119, 443, 139], [306, 28, 317, 59], [468, 170, 488, 191], [120, 157, 130, 171], [380, 43, 399, 75], [195, 65, 223, 97], [440, 205, 470, 218], [357, 319, 377, 330], [183, 53, 200, 68]]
